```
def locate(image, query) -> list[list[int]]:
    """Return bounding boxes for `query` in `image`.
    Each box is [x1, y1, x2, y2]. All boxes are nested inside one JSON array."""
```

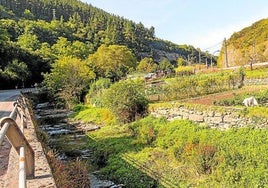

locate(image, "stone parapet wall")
[[150, 105, 268, 130], [24, 97, 57, 188]]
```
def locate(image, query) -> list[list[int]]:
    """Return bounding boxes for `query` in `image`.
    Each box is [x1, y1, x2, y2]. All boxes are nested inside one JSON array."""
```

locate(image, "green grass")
[[85, 116, 268, 187], [244, 67, 268, 79], [86, 124, 160, 188], [72, 104, 117, 126], [244, 106, 268, 119]]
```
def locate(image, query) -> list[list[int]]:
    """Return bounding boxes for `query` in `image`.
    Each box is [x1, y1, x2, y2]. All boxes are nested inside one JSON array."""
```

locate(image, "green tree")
[[137, 57, 158, 73], [17, 33, 40, 51], [71, 40, 89, 60], [0, 27, 10, 43], [88, 44, 136, 81], [36, 42, 54, 59], [66, 12, 83, 33], [159, 58, 174, 72], [43, 56, 95, 109], [103, 79, 148, 123], [23, 9, 35, 20], [177, 57, 187, 66], [51, 37, 72, 59], [4, 59, 30, 88]]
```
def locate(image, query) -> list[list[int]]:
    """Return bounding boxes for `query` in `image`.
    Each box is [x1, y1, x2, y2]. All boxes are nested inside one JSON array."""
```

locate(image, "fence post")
[[0, 117, 35, 178]]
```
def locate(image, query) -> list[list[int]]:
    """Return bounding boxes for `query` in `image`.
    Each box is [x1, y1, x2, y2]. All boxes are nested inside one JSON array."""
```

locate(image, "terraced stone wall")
[[150, 105, 268, 129]]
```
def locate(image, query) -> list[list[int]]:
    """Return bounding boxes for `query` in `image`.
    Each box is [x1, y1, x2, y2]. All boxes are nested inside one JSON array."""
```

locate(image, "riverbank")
[[26, 92, 122, 188]]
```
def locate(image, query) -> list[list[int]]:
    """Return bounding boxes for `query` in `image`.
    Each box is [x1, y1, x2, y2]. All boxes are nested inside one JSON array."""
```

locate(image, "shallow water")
[[35, 105, 122, 188]]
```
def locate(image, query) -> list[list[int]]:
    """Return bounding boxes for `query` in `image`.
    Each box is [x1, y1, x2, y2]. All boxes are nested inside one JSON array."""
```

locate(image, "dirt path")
[[184, 85, 267, 105]]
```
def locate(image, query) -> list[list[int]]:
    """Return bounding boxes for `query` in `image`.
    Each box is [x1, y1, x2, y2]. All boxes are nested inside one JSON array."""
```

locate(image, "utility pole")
[[199, 50, 201, 64], [250, 40, 256, 70], [210, 55, 213, 67], [52, 9, 56, 20], [224, 38, 228, 67], [253, 40, 256, 63]]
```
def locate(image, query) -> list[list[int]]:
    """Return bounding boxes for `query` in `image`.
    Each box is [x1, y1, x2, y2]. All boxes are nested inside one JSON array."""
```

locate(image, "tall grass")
[[84, 115, 268, 187]]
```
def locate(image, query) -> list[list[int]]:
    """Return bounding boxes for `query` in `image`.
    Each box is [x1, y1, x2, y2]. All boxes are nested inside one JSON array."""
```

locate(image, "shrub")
[[175, 66, 195, 76], [103, 79, 149, 123], [86, 78, 111, 106], [46, 150, 89, 187]]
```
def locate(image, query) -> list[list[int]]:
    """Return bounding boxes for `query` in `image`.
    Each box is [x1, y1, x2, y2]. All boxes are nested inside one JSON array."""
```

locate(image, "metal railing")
[[0, 95, 34, 188]]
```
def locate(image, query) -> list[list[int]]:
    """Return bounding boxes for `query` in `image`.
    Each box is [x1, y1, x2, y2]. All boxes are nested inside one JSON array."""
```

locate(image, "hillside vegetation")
[[2, 0, 268, 187], [72, 65, 268, 187], [218, 18, 268, 67], [84, 116, 268, 187], [0, 0, 214, 89]]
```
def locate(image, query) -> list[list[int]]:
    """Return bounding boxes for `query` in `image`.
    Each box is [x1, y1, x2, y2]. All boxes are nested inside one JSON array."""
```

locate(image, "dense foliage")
[[146, 70, 244, 102], [86, 116, 268, 187], [102, 79, 149, 123], [0, 0, 210, 69], [87, 44, 136, 81], [0, 0, 214, 90], [43, 56, 95, 108]]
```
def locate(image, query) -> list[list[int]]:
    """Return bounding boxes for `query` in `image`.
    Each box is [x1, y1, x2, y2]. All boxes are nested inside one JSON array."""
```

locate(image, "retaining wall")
[[150, 105, 268, 130]]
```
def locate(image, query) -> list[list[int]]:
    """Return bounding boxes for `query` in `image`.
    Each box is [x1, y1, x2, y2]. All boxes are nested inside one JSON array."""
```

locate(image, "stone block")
[[210, 116, 223, 124], [188, 114, 204, 122]]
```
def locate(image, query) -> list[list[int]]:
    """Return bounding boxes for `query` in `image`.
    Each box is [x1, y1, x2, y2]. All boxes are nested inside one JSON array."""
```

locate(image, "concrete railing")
[[0, 95, 34, 188]]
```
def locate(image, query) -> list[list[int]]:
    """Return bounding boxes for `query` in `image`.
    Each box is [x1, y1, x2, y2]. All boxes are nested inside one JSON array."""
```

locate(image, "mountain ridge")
[[218, 18, 268, 67], [0, 0, 211, 63]]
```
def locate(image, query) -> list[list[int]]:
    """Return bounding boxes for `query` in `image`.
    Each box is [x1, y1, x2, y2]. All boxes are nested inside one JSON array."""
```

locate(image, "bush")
[[175, 66, 195, 76], [103, 79, 149, 123], [46, 150, 89, 187], [86, 78, 111, 106]]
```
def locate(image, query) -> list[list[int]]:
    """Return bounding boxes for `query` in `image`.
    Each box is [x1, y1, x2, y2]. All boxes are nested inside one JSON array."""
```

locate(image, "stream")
[[34, 102, 122, 188]]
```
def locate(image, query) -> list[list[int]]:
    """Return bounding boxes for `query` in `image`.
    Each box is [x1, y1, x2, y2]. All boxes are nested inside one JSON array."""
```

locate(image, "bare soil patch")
[[184, 85, 267, 105]]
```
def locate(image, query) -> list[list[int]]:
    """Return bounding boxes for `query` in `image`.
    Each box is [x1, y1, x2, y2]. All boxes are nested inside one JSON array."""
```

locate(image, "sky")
[[81, 0, 268, 53]]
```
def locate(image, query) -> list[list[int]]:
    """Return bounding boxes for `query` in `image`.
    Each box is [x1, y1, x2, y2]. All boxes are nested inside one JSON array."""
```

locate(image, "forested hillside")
[[0, 0, 214, 89], [218, 18, 268, 67]]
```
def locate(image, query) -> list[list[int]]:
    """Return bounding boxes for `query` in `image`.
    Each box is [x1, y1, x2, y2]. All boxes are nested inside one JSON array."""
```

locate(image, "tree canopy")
[[137, 57, 158, 73], [0, 0, 212, 91], [88, 44, 136, 81], [43, 56, 95, 108]]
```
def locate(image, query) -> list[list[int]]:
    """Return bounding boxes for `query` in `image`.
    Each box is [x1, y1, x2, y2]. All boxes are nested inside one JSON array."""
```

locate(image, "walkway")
[[0, 90, 56, 187], [0, 90, 20, 187]]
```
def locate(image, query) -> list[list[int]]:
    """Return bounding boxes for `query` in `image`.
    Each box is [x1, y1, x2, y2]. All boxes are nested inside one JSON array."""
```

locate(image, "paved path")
[[0, 89, 20, 188], [0, 89, 56, 188]]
